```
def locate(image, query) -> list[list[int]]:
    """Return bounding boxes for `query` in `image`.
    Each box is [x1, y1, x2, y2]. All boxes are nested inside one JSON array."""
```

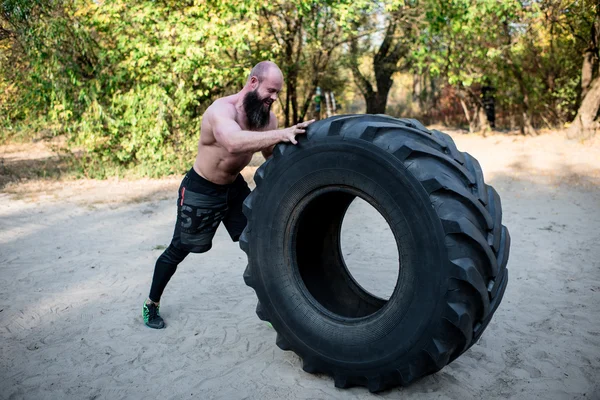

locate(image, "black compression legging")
[[147, 167, 250, 303], [148, 244, 190, 302]]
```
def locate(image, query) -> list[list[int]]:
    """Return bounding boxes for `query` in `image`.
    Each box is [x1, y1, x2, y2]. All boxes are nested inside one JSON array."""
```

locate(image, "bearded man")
[[143, 61, 314, 329]]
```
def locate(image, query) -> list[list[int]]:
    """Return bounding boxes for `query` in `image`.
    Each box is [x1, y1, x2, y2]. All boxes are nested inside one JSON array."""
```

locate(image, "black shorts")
[[170, 167, 251, 253]]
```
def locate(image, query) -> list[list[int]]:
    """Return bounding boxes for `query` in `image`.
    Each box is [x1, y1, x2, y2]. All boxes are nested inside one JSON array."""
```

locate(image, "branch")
[[387, 38, 409, 66], [260, 7, 283, 47], [0, 26, 13, 40], [326, 28, 385, 51], [375, 19, 397, 64], [349, 38, 374, 97], [294, 15, 303, 65], [558, 17, 590, 45], [300, 79, 318, 121]]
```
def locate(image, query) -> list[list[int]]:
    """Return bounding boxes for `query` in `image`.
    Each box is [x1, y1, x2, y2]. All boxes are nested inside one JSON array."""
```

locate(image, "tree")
[[0, 0, 100, 128], [567, 1, 600, 139], [0, 0, 262, 175], [501, 16, 537, 136], [256, 1, 365, 125], [348, 1, 422, 114], [419, 0, 541, 134]]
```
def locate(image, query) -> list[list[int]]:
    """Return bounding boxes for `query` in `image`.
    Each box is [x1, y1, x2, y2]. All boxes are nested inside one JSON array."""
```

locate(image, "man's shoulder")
[[206, 97, 237, 121]]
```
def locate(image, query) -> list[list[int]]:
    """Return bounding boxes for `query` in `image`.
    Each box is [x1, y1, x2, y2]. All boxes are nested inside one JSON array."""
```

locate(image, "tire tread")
[[240, 114, 510, 391]]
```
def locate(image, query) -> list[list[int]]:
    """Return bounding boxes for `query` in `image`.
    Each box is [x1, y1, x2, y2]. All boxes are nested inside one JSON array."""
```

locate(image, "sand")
[[1, 129, 599, 399]]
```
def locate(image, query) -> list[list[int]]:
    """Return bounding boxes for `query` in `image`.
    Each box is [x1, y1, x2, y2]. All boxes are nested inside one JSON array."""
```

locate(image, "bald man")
[[143, 61, 314, 329]]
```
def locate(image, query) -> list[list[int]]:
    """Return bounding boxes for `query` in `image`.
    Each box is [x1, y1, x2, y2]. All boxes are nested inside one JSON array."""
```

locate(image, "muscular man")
[[143, 61, 314, 329]]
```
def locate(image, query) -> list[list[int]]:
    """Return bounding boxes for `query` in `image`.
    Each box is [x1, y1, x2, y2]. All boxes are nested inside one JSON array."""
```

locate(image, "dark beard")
[[243, 89, 271, 130]]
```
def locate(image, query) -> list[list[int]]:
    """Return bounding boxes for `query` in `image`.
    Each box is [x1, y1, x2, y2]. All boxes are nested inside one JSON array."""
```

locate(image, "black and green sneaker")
[[143, 301, 165, 329]]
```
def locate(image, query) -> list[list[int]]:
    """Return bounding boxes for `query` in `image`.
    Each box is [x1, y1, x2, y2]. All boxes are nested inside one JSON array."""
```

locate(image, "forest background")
[[1, 0, 598, 178]]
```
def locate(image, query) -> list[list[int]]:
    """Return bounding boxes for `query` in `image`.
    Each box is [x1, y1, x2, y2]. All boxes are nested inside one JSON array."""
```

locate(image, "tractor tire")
[[240, 114, 510, 392]]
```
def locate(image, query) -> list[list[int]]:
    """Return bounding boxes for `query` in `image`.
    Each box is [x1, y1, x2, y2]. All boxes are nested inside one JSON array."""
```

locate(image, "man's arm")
[[211, 111, 309, 154], [261, 144, 276, 160], [261, 112, 278, 160]]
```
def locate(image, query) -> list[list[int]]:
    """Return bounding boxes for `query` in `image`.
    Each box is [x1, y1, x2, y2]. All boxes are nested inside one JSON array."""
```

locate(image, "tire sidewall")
[[249, 138, 449, 370]]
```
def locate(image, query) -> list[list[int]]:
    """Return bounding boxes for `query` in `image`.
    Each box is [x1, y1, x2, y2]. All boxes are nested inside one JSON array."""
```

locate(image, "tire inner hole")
[[293, 188, 400, 319]]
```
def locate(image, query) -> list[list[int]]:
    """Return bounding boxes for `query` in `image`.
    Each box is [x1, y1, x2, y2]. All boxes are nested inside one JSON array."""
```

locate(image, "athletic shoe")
[[143, 301, 165, 329]]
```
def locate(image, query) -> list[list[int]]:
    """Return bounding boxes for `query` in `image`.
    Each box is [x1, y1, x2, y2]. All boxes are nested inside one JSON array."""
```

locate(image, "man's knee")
[[158, 244, 189, 265], [187, 243, 212, 254], [179, 232, 213, 254]]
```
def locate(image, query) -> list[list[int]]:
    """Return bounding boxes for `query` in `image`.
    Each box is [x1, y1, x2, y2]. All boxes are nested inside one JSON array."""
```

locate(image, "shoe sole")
[[145, 322, 165, 329]]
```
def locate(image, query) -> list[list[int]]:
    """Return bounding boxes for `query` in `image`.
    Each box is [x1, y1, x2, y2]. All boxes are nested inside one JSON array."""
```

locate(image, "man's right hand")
[[280, 119, 316, 145]]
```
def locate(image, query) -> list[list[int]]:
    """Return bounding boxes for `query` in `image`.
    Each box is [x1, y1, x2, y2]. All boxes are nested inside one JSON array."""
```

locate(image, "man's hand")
[[280, 119, 315, 145]]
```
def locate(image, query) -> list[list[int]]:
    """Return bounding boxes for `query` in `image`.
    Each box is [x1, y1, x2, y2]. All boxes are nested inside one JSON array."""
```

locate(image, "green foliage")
[[252, 0, 369, 124], [1, 0, 261, 177], [0, 0, 595, 179], [418, 0, 591, 128]]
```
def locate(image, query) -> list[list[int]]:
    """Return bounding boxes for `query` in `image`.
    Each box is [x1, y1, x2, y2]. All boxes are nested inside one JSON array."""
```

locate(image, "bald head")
[[242, 61, 283, 130], [248, 61, 283, 84]]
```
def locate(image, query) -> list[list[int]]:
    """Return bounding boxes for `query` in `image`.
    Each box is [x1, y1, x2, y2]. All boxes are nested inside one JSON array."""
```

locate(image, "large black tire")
[[240, 114, 510, 392]]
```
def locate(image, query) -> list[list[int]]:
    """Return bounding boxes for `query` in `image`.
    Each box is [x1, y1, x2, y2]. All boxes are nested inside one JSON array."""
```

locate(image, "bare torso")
[[193, 94, 274, 185]]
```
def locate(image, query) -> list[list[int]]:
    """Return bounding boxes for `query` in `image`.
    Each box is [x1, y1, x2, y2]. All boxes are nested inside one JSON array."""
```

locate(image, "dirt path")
[[1, 130, 599, 399]]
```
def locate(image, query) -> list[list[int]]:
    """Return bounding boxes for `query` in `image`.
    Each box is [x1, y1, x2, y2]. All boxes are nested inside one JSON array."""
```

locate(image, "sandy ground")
[[1, 129, 599, 400]]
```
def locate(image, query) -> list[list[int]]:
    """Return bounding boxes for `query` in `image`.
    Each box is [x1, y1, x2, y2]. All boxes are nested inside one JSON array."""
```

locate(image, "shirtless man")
[[143, 61, 314, 329]]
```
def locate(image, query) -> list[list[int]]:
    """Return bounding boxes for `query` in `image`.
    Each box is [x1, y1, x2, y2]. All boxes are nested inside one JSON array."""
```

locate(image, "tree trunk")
[[478, 106, 491, 135], [283, 52, 298, 126], [568, 76, 600, 139], [482, 84, 496, 128], [502, 21, 536, 135], [581, 48, 597, 98], [522, 116, 536, 135], [365, 92, 389, 114], [299, 83, 317, 122], [459, 89, 490, 134], [458, 97, 481, 133], [284, 84, 291, 127], [290, 72, 298, 124], [350, 12, 412, 116], [367, 48, 396, 114], [567, 2, 600, 139], [512, 73, 536, 135], [429, 75, 437, 111], [459, 97, 473, 132], [412, 73, 421, 101]]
